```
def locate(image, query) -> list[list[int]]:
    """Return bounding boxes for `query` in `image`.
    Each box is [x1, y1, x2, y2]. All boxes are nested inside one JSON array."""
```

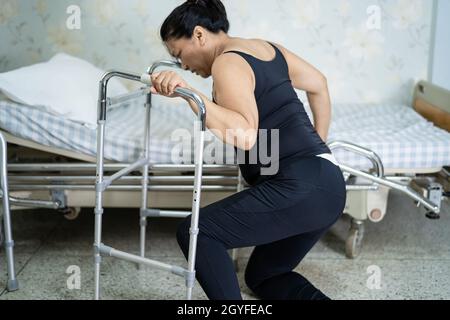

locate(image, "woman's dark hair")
[[160, 0, 229, 41]]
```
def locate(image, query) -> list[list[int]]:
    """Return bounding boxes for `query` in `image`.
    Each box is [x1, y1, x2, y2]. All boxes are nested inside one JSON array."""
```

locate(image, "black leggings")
[[177, 156, 347, 300]]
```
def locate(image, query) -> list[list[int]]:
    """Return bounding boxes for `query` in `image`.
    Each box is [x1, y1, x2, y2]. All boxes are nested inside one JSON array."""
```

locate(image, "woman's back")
[[216, 38, 331, 185]]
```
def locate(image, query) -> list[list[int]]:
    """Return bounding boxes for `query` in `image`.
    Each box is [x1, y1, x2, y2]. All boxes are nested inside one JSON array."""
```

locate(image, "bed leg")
[[411, 178, 444, 220]]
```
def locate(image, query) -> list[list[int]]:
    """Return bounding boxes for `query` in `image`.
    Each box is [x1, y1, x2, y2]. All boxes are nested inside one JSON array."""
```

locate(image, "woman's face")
[[165, 29, 213, 78]]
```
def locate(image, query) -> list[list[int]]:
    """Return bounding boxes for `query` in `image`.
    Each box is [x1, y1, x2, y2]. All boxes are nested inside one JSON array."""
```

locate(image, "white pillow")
[[0, 53, 129, 126]]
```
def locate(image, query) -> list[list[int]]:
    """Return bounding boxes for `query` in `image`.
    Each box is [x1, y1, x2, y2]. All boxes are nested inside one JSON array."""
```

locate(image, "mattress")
[[1, 97, 450, 170], [0, 94, 188, 164], [327, 103, 450, 170]]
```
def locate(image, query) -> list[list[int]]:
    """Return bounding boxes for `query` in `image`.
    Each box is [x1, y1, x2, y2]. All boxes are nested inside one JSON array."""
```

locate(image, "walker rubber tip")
[[7, 279, 19, 292]]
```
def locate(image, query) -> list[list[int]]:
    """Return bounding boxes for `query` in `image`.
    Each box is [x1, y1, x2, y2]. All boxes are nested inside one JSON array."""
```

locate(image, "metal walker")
[[93, 61, 207, 300]]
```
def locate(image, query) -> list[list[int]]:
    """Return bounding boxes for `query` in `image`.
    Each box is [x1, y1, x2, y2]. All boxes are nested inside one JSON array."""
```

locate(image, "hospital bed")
[[1, 60, 449, 295]]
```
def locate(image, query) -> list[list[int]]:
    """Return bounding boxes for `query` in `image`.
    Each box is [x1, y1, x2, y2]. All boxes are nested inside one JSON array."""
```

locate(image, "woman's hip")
[[274, 156, 346, 197]]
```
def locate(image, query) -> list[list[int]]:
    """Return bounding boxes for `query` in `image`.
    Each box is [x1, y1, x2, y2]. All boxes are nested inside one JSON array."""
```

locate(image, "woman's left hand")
[[150, 71, 189, 98]]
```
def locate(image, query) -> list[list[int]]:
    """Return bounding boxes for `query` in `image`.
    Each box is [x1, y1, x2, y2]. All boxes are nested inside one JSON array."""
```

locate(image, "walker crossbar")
[[107, 88, 148, 107], [93, 61, 207, 300], [141, 209, 192, 219], [98, 244, 187, 277], [98, 157, 150, 192]]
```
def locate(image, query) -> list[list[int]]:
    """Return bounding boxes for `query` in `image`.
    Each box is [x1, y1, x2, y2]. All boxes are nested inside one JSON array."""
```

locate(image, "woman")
[[151, 0, 346, 300]]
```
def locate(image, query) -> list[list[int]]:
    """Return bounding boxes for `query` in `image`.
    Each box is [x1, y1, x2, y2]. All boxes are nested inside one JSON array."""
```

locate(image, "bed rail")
[[329, 141, 440, 215]]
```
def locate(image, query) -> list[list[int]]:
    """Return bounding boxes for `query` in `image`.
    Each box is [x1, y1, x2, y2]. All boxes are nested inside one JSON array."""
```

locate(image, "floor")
[[1, 189, 449, 300]]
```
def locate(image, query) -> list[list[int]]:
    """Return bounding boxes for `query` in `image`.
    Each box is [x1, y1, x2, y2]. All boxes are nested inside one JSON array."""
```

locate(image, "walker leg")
[[138, 215, 147, 270], [186, 124, 205, 300], [1, 206, 19, 292], [139, 93, 152, 270], [93, 67, 208, 300], [1, 133, 19, 292], [94, 207, 103, 300], [94, 122, 106, 300]]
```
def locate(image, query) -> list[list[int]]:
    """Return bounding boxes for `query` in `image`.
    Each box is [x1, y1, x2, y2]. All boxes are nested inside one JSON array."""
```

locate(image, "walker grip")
[[140, 73, 152, 85]]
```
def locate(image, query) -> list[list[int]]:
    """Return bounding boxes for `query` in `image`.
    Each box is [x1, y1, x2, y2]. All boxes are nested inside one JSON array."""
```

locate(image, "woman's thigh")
[[189, 177, 344, 250]]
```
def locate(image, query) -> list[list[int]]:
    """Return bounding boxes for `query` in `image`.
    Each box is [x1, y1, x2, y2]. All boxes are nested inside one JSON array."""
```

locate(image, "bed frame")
[[1, 68, 449, 294]]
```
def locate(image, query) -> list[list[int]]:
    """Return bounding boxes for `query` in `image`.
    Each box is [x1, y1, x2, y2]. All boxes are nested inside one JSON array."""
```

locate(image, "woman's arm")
[[273, 43, 332, 142], [150, 54, 259, 151]]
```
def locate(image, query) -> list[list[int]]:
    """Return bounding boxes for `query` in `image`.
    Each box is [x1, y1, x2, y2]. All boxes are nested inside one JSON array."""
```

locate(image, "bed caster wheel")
[[426, 211, 440, 220], [59, 207, 81, 220], [345, 220, 365, 259]]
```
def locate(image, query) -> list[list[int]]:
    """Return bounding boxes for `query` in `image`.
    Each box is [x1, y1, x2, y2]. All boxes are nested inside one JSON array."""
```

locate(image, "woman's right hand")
[[150, 71, 190, 98]]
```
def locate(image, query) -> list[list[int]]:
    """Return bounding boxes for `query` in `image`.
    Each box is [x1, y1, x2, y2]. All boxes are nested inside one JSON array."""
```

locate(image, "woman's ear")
[[193, 26, 206, 46]]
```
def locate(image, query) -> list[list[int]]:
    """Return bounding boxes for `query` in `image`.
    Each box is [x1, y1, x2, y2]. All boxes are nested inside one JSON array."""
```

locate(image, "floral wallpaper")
[[0, 0, 433, 104]]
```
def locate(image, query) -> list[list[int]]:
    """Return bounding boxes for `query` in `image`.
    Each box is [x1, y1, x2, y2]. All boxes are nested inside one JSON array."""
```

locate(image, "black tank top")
[[215, 42, 331, 186]]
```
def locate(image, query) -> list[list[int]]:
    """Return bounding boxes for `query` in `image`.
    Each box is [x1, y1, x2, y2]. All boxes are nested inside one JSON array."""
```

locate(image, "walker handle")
[[141, 61, 207, 131]]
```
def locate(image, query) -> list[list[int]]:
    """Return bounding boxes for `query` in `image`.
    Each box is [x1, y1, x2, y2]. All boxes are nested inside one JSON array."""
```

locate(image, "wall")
[[431, 0, 450, 90], [0, 0, 434, 104]]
